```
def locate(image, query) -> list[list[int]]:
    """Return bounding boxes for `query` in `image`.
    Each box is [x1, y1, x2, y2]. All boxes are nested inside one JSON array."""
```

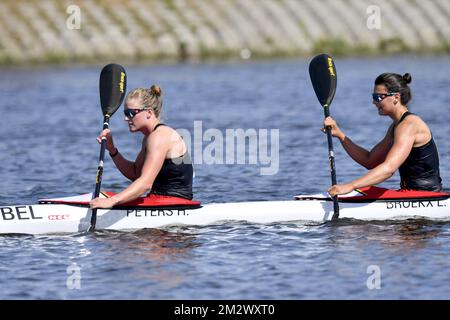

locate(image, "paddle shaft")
[[323, 105, 339, 219], [90, 115, 111, 230]]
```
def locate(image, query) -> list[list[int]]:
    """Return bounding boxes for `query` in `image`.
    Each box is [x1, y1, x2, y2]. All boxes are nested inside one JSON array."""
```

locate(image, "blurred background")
[[0, 0, 449, 66]]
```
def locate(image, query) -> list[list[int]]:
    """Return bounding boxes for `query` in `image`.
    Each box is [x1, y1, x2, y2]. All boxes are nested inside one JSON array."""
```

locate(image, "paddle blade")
[[99, 64, 127, 116], [309, 54, 337, 107]]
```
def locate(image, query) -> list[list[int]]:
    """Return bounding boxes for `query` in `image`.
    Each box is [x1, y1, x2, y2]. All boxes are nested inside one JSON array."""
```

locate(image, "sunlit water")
[[1, 56, 450, 299]]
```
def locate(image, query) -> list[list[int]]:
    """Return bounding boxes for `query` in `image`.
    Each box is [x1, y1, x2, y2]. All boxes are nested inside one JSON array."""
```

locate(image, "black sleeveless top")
[[150, 124, 194, 199], [395, 112, 442, 191]]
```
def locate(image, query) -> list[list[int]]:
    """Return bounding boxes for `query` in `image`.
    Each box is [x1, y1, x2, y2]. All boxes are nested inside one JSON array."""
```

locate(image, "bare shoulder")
[[404, 113, 423, 123], [146, 125, 181, 148], [397, 114, 431, 146], [152, 125, 181, 140], [398, 114, 429, 131]]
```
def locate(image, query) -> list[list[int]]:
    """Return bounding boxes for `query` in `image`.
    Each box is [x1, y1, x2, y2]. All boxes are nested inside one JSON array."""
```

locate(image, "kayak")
[[0, 186, 449, 235]]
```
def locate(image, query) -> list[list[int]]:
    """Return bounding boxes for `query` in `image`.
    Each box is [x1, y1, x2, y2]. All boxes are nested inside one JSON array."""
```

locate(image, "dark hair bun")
[[150, 85, 162, 97], [402, 73, 412, 84]]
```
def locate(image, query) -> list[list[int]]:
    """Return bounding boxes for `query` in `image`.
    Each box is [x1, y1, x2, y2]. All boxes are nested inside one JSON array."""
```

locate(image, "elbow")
[[144, 184, 153, 193], [131, 177, 153, 196], [383, 164, 397, 178], [385, 171, 395, 180], [138, 184, 152, 196], [364, 156, 376, 170], [140, 180, 153, 194], [364, 160, 377, 170]]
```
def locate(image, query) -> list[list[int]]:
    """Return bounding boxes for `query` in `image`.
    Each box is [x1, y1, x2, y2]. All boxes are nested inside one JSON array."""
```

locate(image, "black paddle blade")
[[309, 54, 337, 107], [99, 63, 127, 116]]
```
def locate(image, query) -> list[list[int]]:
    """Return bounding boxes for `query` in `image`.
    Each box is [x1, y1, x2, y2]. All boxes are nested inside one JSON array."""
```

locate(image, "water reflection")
[[390, 220, 442, 241], [89, 228, 199, 259], [86, 228, 200, 290], [328, 218, 445, 249]]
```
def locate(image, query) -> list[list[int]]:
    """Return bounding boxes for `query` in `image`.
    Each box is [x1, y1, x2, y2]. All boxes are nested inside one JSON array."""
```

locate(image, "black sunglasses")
[[124, 108, 146, 119], [372, 92, 397, 102]]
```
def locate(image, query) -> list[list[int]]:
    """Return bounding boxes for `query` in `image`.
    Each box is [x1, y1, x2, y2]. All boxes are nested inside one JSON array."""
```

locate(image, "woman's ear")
[[394, 93, 400, 104], [146, 109, 153, 119]]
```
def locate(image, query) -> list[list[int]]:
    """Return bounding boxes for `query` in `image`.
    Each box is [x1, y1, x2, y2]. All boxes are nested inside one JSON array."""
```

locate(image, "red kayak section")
[[39, 192, 201, 208], [103, 192, 201, 208], [341, 186, 450, 202], [295, 186, 450, 202]]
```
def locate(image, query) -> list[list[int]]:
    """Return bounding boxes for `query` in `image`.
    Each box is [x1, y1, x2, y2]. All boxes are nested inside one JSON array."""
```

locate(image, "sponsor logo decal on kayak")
[[127, 209, 188, 217], [48, 214, 70, 220], [0, 206, 43, 220], [386, 200, 446, 209]]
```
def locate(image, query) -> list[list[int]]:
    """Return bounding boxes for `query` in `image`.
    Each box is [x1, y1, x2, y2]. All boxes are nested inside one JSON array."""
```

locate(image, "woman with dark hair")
[[324, 73, 442, 196]]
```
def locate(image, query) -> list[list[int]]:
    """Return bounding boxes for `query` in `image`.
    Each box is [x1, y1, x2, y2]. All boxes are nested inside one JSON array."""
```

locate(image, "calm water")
[[1, 56, 450, 299]]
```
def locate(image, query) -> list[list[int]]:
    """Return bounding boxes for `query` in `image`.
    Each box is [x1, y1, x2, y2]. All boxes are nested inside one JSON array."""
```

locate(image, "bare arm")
[[110, 133, 168, 205], [110, 148, 145, 181], [340, 124, 394, 169], [331, 122, 414, 194], [324, 117, 393, 169], [96, 128, 142, 181]]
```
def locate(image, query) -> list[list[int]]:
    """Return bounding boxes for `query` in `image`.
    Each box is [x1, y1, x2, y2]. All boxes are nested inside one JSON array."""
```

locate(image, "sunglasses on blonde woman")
[[124, 108, 147, 119]]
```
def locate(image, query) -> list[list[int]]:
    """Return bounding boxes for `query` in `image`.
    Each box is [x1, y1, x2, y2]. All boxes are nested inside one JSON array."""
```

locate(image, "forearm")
[[340, 136, 372, 168], [110, 149, 139, 181], [350, 163, 395, 189], [111, 178, 152, 205]]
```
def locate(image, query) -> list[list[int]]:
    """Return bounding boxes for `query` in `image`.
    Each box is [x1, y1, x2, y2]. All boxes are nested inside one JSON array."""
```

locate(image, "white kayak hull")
[[1, 197, 449, 235]]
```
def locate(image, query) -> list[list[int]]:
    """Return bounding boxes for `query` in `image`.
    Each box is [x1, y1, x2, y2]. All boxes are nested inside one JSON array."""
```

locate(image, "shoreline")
[[1, 0, 449, 67]]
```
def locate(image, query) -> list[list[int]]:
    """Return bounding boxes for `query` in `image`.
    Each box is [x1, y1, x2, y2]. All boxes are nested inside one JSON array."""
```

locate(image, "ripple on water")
[[1, 57, 450, 299]]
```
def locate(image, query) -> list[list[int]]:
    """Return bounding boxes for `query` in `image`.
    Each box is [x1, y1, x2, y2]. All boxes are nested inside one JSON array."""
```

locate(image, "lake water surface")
[[1, 56, 450, 299]]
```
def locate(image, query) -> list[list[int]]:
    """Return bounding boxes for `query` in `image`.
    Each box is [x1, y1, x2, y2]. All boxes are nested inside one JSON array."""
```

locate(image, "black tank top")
[[395, 112, 442, 191], [150, 124, 194, 199]]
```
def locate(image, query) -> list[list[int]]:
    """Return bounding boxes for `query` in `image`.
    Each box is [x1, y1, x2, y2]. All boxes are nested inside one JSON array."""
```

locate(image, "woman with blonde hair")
[[90, 85, 193, 209]]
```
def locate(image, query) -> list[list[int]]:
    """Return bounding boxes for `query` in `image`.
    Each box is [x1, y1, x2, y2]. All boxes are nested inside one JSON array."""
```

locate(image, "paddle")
[[309, 53, 339, 219], [89, 63, 127, 231]]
